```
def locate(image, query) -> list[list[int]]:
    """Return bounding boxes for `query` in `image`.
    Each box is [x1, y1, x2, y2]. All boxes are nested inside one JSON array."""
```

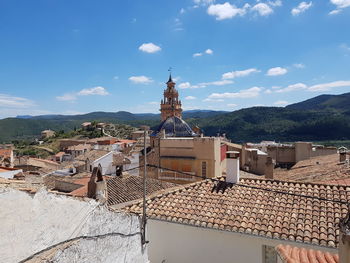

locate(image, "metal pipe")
[[141, 129, 147, 245]]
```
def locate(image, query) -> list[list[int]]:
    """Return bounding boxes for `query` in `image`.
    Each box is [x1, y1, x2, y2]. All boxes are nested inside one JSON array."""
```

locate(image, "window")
[[262, 245, 277, 263], [201, 161, 207, 178]]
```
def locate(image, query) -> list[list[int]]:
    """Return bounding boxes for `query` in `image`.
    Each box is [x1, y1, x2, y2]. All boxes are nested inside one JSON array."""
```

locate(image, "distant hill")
[[0, 110, 227, 142], [1, 93, 350, 143], [286, 92, 350, 112], [189, 106, 349, 142]]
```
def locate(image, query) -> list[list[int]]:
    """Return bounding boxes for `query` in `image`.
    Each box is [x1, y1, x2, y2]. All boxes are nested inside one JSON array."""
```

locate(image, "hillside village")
[[1, 76, 350, 263]]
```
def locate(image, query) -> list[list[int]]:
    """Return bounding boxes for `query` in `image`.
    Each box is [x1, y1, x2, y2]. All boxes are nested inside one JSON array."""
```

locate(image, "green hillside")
[[0, 93, 349, 143]]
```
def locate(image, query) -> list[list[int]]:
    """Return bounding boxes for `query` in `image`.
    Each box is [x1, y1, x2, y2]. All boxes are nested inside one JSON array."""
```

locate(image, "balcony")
[[159, 170, 196, 181]]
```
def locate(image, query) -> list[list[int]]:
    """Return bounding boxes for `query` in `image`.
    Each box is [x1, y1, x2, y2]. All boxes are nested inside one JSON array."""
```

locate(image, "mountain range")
[[0, 92, 349, 143]]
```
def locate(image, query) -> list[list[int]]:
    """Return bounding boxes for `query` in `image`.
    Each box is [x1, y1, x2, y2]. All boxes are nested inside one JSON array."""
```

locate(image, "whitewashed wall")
[[147, 219, 336, 263], [92, 152, 115, 175], [0, 168, 22, 179], [0, 188, 148, 263]]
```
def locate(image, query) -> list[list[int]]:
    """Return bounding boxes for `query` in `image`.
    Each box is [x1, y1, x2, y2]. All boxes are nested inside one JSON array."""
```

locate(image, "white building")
[[124, 156, 347, 263]]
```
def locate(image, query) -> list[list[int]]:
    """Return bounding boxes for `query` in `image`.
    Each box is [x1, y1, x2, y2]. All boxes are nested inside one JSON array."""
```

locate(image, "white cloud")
[[199, 79, 234, 86], [180, 8, 186, 14], [185, 96, 197, 100], [275, 83, 308, 93], [252, 3, 273, 16], [266, 67, 288, 76], [330, 0, 350, 9], [207, 87, 262, 99], [274, 100, 289, 106], [291, 2, 312, 16], [308, 80, 350, 92], [269, 0, 282, 7], [138, 43, 161, 53], [329, 9, 342, 14], [193, 48, 213, 58], [194, 0, 215, 5], [222, 68, 260, 79], [56, 93, 77, 102], [329, 0, 350, 14], [205, 49, 213, 55], [207, 2, 249, 20], [203, 98, 225, 102], [293, 63, 305, 68], [173, 76, 181, 82], [57, 86, 109, 102], [273, 80, 350, 93], [148, 101, 158, 105], [178, 82, 203, 89], [113, 76, 119, 80], [264, 89, 272, 94], [174, 18, 184, 31], [0, 94, 36, 108], [129, 76, 153, 84], [340, 43, 350, 52], [78, 86, 109, 96], [227, 103, 237, 107]]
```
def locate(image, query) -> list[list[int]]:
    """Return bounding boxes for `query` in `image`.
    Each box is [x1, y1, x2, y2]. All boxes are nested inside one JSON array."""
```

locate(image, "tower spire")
[[167, 67, 173, 84], [160, 71, 182, 121]]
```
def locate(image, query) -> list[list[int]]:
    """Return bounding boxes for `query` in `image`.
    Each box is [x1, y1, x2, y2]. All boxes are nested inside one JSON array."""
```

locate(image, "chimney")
[[339, 206, 350, 263], [265, 156, 274, 179], [161, 128, 166, 139], [340, 152, 347, 163], [226, 151, 240, 183]]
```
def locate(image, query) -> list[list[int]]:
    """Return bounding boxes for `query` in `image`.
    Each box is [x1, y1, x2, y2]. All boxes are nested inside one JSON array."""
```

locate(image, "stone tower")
[[160, 74, 182, 121]]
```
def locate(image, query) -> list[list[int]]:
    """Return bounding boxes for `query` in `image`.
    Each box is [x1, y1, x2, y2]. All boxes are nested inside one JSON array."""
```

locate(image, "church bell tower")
[[160, 74, 183, 121]]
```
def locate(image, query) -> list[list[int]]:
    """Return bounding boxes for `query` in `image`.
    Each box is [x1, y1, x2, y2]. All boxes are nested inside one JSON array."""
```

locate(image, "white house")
[[91, 151, 116, 175], [124, 155, 348, 263], [0, 166, 23, 179]]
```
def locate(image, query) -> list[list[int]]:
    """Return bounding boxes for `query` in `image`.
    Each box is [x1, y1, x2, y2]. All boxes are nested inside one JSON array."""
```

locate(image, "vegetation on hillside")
[[1, 92, 349, 143]]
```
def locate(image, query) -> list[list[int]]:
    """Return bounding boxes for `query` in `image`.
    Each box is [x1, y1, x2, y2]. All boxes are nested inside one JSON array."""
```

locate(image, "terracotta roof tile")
[[276, 244, 339, 263], [107, 175, 177, 206], [274, 154, 350, 185], [124, 178, 350, 248]]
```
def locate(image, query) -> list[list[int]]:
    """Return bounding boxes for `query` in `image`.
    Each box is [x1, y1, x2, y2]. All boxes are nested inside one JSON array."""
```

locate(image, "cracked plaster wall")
[[0, 188, 148, 263]]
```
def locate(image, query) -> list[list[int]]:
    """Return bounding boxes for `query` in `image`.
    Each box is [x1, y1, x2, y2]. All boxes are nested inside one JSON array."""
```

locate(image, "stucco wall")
[[147, 219, 336, 263], [0, 188, 148, 263], [267, 146, 296, 164], [0, 168, 22, 179], [92, 152, 115, 175], [310, 147, 337, 158]]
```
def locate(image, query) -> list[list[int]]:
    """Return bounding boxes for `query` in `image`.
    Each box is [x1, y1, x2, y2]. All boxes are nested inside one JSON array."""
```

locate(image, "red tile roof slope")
[[107, 175, 177, 206], [274, 154, 350, 185], [276, 244, 339, 263], [0, 149, 12, 158], [125, 178, 350, 248]]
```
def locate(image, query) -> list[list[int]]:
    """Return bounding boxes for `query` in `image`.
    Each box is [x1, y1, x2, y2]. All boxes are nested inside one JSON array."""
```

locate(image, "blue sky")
[[0, 0, 349, 118]]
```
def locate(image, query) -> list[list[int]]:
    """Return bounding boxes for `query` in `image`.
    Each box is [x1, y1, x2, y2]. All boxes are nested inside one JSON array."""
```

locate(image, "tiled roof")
[[276, 244, 339, 263], [67, 144, 91, 151], [107, 175, 177, 206], [125, 178, 350, 248], [0, 177, 42, 193], [151, 116, 198, 137], [274, 154, 350, 185], [0, 149, 12, 158], [75, 150, 109, 162]]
